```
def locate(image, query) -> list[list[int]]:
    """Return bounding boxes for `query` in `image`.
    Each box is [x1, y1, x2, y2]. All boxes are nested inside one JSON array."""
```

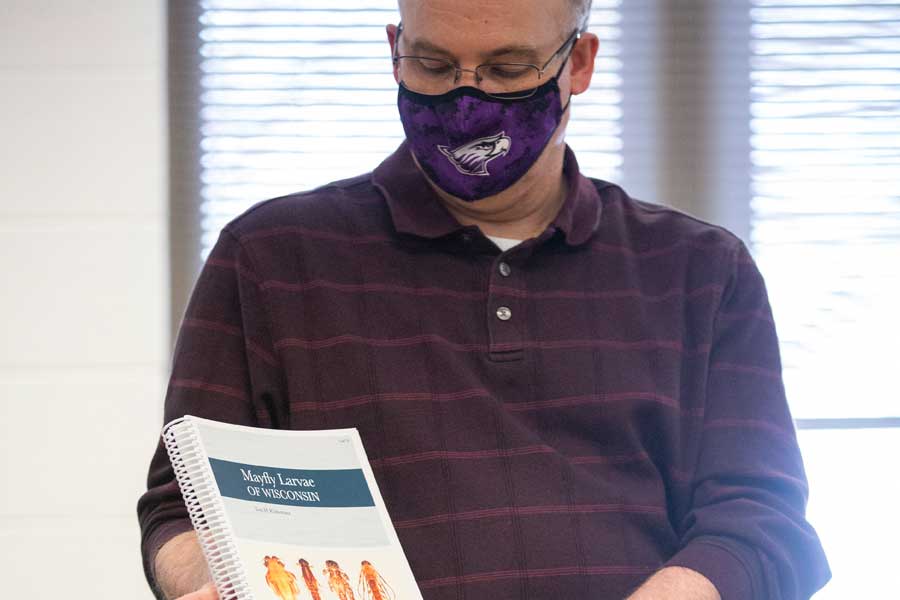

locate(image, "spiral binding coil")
[[163, 417, 253, 600]]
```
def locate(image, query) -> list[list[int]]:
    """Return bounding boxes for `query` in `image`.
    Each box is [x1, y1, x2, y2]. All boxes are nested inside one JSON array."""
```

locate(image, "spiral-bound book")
[[163, 415, 424, 600]]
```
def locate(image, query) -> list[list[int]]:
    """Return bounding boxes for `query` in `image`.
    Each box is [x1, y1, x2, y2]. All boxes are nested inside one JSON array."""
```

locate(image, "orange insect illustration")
[[263, 555, 300, 600], [323, 559, 355, 600], [298, 558, 322, 600], [358, 560, 395, 600]]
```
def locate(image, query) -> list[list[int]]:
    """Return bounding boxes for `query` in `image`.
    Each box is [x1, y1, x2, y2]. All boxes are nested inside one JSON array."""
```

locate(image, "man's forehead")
[[404, 32, 551, 63], [397, 0, 571, 58]]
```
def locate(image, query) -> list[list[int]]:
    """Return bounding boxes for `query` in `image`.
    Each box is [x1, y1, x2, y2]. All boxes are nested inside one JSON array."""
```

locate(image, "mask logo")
[[437, 132, 511, 177]]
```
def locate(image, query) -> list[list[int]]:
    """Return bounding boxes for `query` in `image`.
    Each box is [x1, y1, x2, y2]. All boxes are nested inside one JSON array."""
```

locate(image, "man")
[[138, 1, 831, 598]]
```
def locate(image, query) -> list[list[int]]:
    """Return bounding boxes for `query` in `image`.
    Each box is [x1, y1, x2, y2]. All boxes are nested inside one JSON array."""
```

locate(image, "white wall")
[[0, 2, 167, 598]]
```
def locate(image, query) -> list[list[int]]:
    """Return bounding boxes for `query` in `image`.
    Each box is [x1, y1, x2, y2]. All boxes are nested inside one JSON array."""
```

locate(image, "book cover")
[[163, 415, 423, 600]]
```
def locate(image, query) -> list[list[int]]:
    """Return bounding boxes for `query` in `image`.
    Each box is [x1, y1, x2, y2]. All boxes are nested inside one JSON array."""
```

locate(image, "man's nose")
[[455, 67, 481, 87]]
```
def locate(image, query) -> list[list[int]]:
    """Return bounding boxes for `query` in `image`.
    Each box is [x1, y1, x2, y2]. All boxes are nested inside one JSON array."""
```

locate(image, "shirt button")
[[498, 262, 511, 277], [496, 306, 512, 321]]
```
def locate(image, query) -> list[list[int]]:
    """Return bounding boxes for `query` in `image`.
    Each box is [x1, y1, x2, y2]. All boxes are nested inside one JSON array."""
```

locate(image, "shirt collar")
[[371, 140, 602, 247]]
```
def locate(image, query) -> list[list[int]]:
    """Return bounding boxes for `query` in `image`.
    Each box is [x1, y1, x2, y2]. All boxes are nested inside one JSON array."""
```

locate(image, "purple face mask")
[[397, 75, 570, 202]]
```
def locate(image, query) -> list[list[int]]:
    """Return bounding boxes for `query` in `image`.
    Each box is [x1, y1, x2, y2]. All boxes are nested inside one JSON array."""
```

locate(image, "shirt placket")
[[486, 252, 526, 362]]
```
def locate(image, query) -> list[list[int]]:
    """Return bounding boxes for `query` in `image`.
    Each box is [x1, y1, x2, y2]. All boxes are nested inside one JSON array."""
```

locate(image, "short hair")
[[570, 0, 592, 32], [397, 1, 592, 34]]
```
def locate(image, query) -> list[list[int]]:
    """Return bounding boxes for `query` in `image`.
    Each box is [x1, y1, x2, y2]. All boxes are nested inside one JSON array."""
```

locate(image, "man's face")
[[392, 0, 578, 100]]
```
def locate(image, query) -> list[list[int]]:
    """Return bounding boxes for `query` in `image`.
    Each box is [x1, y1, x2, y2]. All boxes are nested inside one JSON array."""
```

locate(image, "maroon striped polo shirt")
[[138, 142, 830, 599]]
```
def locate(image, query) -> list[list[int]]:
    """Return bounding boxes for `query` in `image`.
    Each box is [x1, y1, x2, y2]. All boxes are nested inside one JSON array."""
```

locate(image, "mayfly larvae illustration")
[[358, 560, 395, 600], [298, 558, 322, 600], [263, 555, 300, 600], [323, 559, 355, 600]]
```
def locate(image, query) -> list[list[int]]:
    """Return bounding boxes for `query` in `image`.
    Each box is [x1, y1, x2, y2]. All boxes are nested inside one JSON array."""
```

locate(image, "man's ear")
[[569, 32, 599, 95], [386, 24, 400, 83]]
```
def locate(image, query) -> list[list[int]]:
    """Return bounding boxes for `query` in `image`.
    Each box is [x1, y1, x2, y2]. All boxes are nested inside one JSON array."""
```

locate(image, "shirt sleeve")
[[136, 227, 286, 596], [663, 241, 831, 599]]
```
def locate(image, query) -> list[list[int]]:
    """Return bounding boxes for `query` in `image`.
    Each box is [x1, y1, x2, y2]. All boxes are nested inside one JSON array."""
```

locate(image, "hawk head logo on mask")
[[437, 132, 512, 177]]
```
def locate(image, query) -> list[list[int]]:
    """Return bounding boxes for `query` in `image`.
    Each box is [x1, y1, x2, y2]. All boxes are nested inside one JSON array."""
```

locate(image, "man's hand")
[[155, 530, 215, 600], [626, 566, 721, 600]]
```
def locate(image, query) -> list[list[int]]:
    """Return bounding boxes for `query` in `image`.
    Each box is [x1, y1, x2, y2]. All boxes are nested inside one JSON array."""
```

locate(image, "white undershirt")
[[486, 235, 523, 252]]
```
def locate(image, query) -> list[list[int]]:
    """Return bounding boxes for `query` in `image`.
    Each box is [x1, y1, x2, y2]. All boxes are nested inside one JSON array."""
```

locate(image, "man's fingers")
[[176, 582, 218, 600]]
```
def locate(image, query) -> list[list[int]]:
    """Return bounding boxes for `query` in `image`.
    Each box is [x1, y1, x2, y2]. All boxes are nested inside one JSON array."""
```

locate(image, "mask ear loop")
[[558, 55, 574, 113], [554, 34, 579, 113], [562, 88, 573, 113]]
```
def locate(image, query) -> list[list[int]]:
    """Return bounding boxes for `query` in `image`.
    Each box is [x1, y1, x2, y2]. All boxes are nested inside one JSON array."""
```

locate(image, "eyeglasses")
[[392, 23, 581, 100]]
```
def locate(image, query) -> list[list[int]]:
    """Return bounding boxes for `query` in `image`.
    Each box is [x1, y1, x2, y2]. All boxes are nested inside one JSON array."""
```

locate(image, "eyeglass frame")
[[391, 22, 582, 99]]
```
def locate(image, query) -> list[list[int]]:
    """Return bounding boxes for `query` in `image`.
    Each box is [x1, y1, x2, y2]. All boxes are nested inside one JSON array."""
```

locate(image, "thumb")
[[177, 582, 218, 600]]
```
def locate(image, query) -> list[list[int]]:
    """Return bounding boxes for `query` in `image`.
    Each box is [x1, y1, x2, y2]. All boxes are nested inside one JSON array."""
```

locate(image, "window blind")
[[194, 0, 623, 258], [748, 0, 900, 420]]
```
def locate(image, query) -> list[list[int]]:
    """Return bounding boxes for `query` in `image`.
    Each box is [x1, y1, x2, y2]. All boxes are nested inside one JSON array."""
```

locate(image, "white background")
[[0, 1, 167, 598]]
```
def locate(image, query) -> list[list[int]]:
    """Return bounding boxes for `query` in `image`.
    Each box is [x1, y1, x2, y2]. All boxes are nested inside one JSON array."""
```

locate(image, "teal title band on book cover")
[[208, 458, 376, 508]]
